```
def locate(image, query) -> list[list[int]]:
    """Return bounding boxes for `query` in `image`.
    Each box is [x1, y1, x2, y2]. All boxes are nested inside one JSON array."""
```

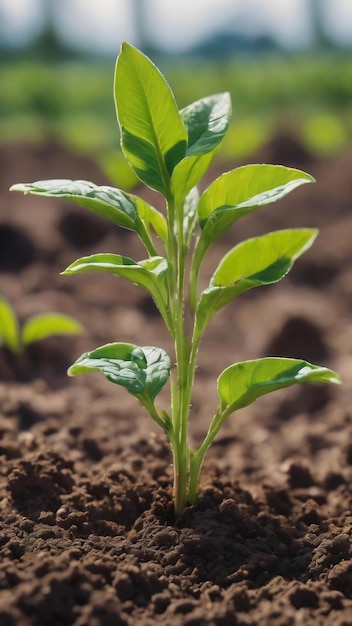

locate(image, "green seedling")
[[11, 43, 340, 515], [0, 294, 83, 355]]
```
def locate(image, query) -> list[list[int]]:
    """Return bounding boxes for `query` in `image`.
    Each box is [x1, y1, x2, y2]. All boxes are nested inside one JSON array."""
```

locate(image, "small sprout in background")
[[11, 43, 341, 516], [0, 294, 83, 356]]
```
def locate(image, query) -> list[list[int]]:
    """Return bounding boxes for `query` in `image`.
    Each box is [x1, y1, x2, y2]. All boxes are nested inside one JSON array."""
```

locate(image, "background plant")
[[0, 294, 83, 355], [11, 43, 340, 515]]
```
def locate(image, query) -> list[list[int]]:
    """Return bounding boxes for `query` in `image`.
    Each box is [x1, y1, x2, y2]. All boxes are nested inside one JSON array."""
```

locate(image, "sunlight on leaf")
[[195, 229, 317, 334], [115, 43, 187, 194], [198, 164, 315, 245], [218, 357, 341, 417]]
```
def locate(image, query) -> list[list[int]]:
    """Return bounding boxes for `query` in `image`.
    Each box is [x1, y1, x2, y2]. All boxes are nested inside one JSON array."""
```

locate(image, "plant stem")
[[189, 236, 209, 313], [167, 191, 198, 514], [188, 407, 224, 504]]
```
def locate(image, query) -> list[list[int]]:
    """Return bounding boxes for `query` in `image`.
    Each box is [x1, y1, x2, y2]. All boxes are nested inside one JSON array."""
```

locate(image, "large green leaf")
[[22, 313, 83, 346], [218, 357, 341, 417], [198, 164, 315, 246], [10, 179, 166, 253], [0, 295, 21, 354], [10, 179, 137, 229], [171, 93, 231, 203], [63, 254, 168, 310], [196, 229, 317, 333], [114, 42, 187, 194], [68, 342, 171, 400]]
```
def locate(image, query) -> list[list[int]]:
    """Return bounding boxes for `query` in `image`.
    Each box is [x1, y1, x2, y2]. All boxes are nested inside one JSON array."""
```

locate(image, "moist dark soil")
[[0, 137, 352, 625]]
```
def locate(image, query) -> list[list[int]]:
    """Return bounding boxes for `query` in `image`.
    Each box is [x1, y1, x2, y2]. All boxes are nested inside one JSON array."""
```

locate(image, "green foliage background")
[[1, 53, 351, 188]]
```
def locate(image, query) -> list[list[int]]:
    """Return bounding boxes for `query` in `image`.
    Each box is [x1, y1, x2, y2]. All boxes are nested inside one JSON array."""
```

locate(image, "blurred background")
[[1, 0, 351, 188]]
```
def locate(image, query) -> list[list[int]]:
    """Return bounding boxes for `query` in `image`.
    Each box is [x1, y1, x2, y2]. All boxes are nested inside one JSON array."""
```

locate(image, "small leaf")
[[136, 195, 167, 243], [0, 295, 21, 354], [218, 357, 341, 417], [171, 93, 231, 203], [198, 164, 315, 246], [196, 229, 318, 333], [115, 42, 187, 194], [68, 342, 171, 400], [63, 253, 168, 309], [68, 343, 147, 394], [181, 93, 231, 157], [22, 314, 83, 346], [171, 153, 214, 206]]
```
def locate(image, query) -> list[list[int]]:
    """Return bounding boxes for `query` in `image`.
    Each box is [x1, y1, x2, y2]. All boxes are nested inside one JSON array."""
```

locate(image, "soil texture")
[[0, 137, 352, 625]]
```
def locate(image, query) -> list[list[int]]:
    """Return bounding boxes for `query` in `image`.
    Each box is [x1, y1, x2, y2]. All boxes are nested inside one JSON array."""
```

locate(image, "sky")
[[1, 0, 352, 54]]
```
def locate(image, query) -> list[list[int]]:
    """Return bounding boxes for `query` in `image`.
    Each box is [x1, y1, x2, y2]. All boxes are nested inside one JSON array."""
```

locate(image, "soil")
[[0, 136, 352, 625]]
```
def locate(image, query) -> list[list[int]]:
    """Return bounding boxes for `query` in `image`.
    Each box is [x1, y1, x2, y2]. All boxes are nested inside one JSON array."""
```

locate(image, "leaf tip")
[[329, 372, 342, 385], [9, 183, 24, 193]]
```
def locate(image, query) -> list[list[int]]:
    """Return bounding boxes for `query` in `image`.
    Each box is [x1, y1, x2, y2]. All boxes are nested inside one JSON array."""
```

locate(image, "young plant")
[[11, 43, 340, 515], [0, 294, 83, 355]]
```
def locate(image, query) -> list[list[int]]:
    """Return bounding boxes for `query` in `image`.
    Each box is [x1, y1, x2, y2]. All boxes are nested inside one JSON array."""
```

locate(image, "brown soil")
[[0, 137, 352, 625]]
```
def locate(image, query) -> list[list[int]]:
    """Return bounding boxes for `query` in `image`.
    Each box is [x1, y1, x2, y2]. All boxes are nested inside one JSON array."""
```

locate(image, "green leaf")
[[10, 179, 166, 253], [171, 93, 231, 203], [68, 342, 171, 400], [196, 229, 317, 333], [198, 164, 315, 246], [114, 42, 187, 194], [22, 313, 83, 346], [181, 93, 231, 157], [10, 179, 138, 230], [0, 295, 21, 354], [136, 195, 168, 243], [142, 346, 172, 401], [218, 357, 341, 417], [63, 253, 168, 310], [171, 153, 214, 206]]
